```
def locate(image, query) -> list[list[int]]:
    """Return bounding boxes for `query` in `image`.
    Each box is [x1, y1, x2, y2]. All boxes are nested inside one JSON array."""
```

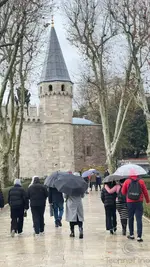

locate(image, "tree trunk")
[[0, 153, 9, 188], [106, 153, 116, 174], [146, 120, 150, 163]]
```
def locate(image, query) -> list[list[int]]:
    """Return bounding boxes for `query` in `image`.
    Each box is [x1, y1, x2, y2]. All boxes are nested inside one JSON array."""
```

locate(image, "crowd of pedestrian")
[[0, 167, 149, 243]]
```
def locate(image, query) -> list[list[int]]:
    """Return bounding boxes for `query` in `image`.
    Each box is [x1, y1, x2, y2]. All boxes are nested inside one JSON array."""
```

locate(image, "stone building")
[[19, 24, 106, 178]]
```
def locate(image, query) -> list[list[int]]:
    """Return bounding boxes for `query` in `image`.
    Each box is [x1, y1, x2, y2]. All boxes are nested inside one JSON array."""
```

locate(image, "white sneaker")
[[18, 233, 23, 236], [11, 230, 15, 238], [40, 232, 45, 236]]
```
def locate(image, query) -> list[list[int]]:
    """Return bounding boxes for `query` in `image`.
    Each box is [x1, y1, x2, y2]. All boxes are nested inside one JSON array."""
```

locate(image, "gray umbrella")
[[54, 173, 88, 196], [44, 171, 66, 187], [102, 174, 127, 184]]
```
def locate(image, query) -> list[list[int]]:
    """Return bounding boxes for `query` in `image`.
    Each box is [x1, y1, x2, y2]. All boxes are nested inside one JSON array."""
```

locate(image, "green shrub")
[[143, 201, 150, 218], [2, 181, 30, 205], [143, 178, 150, 190]]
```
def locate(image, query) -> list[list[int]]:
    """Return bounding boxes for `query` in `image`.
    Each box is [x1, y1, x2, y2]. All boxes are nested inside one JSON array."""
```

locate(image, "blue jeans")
[[53, 202, 64, 222], [127, 202, 143, 238]]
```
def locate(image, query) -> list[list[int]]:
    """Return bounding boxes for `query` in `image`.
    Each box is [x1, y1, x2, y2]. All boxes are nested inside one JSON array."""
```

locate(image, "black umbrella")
[[44, 171, 66, 187], [102, 174, 127, 184], [54, 173, 88, 196]]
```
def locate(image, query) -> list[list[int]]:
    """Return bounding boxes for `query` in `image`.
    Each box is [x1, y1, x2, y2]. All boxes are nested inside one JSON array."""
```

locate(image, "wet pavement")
[[0, 191, 150, 267]]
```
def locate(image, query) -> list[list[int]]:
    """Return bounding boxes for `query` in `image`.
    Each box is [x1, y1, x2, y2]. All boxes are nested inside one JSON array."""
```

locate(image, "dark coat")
[[101, 188, 116, 207], [96, 176, 102, 185], [48, 187, 64, 204], [0, 190, 4, 208], [8, 185, 29, 209], [28, 182, 48, 207]]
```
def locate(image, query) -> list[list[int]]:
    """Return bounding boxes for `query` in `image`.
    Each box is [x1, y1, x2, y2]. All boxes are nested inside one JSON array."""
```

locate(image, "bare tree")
[[0, 0, 53, 186], [63, 0, 135, 172], [109, 0, 150, 162]]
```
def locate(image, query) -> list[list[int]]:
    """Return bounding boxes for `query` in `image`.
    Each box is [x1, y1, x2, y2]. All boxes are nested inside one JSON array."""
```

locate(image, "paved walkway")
[[0, 191, 150, 267]]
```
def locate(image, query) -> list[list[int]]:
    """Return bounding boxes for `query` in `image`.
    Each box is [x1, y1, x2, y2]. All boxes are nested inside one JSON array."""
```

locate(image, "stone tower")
[[38, 24, 74, 172]]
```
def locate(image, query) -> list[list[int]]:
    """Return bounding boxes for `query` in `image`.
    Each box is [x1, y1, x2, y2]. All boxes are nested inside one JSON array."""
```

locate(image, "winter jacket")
[[8, 185, 29, 209], [0, 190, 4, 208], [90, 174, 96, 183], [28, 183, 48, 207], [101, 187, 116, 207], [122, 176, 149, 203], [48, 187, 64, 204], [65, 195, 84, 222]]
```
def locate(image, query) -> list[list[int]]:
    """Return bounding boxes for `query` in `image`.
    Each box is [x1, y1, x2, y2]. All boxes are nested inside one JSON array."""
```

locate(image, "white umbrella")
[[114, 164, 147, 176]]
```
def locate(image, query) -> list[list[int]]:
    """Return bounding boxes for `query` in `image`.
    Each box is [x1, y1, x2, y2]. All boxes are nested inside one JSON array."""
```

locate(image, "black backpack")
[[117, 185, 126, 203], [127, 178, 142, 200]]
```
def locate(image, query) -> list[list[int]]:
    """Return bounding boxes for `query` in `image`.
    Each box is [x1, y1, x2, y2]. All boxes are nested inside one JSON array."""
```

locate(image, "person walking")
[[28, 177, 48, 236], [0, 188, 4, 210], [104, 169, 110, 178], [105, 179, 128, 235], [83, 176, 89, 194], [122, 171, 150, 242], [65, 194, 84, 239], [48, 187, 64, 227], [8, 179, 29, 237], [101, 182, 117, 234], [96, 175, 102, 191], [90, 174, 96, 191]]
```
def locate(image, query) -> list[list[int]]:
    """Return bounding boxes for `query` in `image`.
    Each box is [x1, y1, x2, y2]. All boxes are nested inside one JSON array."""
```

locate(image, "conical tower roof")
[[40, 26, 72, 83]]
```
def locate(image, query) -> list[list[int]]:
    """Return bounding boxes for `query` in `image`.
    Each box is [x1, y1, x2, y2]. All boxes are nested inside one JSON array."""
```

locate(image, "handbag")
[[50, 204, 54, 217]]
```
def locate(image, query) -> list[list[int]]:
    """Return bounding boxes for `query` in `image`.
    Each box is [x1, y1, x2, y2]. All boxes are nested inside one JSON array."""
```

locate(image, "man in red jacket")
[[122, 170, 150, 242]]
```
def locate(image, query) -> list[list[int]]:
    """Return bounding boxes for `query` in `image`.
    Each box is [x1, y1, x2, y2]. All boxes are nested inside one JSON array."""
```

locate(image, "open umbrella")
[[82, 169, 99, 178], [102, 174, 126, 184], [114, 164, 147, 176], [54, 173, 88, 196], [44, 171, 66, 187]]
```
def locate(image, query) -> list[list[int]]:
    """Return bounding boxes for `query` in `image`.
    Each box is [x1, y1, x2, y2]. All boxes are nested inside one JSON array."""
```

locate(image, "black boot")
[[70, 226, 75, 237], [79, 227, 83, 239], [121, 219, 127, 236]]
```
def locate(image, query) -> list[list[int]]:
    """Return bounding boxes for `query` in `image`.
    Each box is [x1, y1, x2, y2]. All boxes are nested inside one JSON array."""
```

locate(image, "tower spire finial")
[[51, 14, 54, 27], [51, 0, 54, 27]]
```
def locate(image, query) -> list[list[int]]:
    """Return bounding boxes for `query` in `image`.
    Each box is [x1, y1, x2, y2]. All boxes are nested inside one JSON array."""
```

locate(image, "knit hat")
[[14, 179, 21, 186]]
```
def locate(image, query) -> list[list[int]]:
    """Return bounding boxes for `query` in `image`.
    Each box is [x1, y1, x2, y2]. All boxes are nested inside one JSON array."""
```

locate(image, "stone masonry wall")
[[73, 124, 106, 171], [19, 121, 43, 178]]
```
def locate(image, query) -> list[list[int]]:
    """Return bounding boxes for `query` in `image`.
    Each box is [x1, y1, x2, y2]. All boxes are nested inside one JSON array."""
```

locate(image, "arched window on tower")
[[40, 86, 42, 94], [61, 84, 65, 91], [49, 85, 53, 92]]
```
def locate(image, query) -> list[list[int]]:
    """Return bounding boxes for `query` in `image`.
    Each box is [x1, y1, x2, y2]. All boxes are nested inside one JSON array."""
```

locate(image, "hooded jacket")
[[28, 178, 48, 207], [122, 174, 149, 203]]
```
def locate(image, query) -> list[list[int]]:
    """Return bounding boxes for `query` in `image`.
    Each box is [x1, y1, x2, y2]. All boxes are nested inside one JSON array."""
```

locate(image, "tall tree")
[[108, 0, 150, 163], [63, 0, 135, 172]]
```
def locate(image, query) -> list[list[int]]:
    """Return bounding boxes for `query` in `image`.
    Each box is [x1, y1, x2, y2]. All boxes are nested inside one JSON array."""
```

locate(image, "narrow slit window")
[[61, 84, 65, 91], [49, 85, 53, 92]]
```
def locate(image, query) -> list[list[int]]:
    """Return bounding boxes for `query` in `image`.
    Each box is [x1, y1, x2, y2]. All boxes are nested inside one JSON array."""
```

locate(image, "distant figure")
[[105, 179, 128, 235], [83, 176, 89, 194], [104, 169, 110, 178], [0, 188, 4, 209], [65, 194, 84, 239], [96, 175, 102, 191], [122, 171, 150, 242], [101, 182, 117, 234], [28, 177, 48, 236], [90, 174, 97, 191], [8, 179, 29, 237], [48, 187, 64, 227]]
